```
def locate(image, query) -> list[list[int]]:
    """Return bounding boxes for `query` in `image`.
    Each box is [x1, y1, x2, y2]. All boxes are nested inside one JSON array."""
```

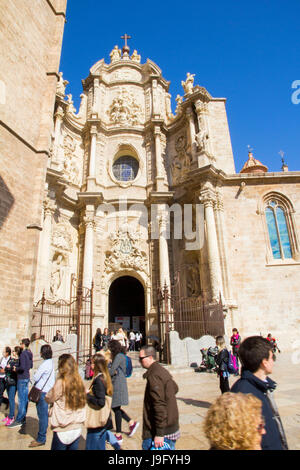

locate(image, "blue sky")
[[60, 0, 300, 173]]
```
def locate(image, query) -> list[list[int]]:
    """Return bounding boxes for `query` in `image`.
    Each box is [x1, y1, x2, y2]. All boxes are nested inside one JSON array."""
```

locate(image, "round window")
[[112, 156, 139, 182]]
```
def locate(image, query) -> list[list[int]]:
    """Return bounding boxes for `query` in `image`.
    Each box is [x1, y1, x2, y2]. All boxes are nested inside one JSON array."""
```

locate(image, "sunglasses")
[[257, 421, 265, 432], [139, 355, 150, 362]]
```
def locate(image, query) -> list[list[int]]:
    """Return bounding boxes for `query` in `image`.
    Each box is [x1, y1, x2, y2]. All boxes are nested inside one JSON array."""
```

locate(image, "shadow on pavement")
[[177, 397, 212, 408]]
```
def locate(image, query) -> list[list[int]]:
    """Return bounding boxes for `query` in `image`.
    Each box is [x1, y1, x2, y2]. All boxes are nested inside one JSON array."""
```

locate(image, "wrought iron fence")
[[157, 273, 225, 364], [31, 277, 93, 364]]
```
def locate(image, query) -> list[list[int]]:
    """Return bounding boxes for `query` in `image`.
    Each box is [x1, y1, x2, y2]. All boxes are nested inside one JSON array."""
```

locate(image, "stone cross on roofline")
[[121, 33, 132, 54]]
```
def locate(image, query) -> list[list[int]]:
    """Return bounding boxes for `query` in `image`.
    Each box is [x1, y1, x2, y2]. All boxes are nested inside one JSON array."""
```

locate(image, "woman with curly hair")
[[203, 392, 266, 450], [45, 354, 86, 450], [108, 340, 139, 445]]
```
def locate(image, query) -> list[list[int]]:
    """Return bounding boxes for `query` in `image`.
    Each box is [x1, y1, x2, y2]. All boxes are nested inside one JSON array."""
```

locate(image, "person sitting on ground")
[[53, 330, 64, 343], [204, 392, 266, 450], [231, 335, 288, 450]]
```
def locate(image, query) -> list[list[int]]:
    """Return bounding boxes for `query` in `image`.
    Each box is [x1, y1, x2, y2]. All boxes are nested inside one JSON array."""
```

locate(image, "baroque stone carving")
[[171, 135, 192, 184], [63, 135, 80, 186], [186, 263, 201, 297], [131, 50, 141, 63], [104, 225, 148, 274], [110, 45, 121, 63], [181, 73, 195, 95], [56, 72, 69, 98], [52, 222, 73, 252], [50, 253, 65, 298], [107, 89, 142, 126]]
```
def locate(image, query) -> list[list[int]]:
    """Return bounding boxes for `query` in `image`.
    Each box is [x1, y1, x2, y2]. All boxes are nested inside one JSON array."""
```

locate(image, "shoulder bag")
[[85, 374, 112, 428], [28, 368, 54, 404]]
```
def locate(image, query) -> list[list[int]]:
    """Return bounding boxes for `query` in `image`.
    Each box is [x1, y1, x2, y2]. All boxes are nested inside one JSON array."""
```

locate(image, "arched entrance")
[[108, 276, 145, 336]]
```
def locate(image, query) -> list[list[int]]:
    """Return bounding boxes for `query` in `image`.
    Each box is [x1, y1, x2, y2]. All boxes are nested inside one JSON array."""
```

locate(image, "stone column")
[[200, 190, 223, 302], [92, 78, 100, 117], [36, 198, 56, 298], [51, 106, 64, 169], [88, 126, 97, 178], [186, 106, 196, 161], [154, 126, 167, 191], [82, 210, 95, 289], [158, 207, 171, 290]]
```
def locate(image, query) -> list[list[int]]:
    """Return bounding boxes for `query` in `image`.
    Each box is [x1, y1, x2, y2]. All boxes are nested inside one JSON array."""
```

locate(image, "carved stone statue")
[[181, 73, 195, 95], [110, 45, 121, 63], [186, 264, 201, 297], [50, 254, 64, 298], [108, 89, 142, 126], [175, 94, 183, 114], [195, 128, 208, 152], [131, 50, 141, 63], [66, 94, 76, 114], [57, 72, 69, 97]]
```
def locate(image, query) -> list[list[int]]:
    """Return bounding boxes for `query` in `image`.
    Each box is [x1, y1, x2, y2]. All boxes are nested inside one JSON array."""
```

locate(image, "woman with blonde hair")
[[204, 392, 266, 450], [85, 354, 114, 450], [45, 354, 86, 450], [215, 336, 230, 394]]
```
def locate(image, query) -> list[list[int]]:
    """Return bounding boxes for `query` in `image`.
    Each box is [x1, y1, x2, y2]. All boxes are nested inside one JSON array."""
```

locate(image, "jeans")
[[16, 379, 29, 423], [86, 429, 106, 450], [36, 392, 48, 443], [142, 438, 176, 450], [106, 430, 121, 450], [51, 432, 80, 450], [7, 384, 17, 419]]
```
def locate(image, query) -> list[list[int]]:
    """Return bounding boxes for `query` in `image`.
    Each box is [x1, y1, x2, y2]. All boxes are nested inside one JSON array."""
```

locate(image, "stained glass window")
[[112, 156, 139, 182], [265, 200, 292, 259]]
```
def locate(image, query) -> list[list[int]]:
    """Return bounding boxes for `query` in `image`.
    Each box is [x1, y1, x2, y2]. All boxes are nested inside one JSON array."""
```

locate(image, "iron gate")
[[31, 276, 93, 364], [157, 275, 225, 364]]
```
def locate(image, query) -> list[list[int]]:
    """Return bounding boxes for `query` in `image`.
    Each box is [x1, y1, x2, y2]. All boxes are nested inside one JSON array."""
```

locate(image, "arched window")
[[265, 201, 292, 259], [112, 155, 139, 182], [261, 192, 299, 262]]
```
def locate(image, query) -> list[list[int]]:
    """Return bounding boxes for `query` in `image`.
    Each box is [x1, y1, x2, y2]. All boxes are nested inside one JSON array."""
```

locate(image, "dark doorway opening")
[[109, 276, 145, 336]]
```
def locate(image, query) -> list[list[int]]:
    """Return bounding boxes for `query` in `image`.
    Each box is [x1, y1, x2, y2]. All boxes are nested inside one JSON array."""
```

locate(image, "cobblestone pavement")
[[0, 351, 299, 450]]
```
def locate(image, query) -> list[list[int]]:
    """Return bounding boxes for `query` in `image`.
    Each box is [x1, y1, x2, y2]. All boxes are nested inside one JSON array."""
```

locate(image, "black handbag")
[[28, 368, 53, 403], [5, 375, 16, 387]]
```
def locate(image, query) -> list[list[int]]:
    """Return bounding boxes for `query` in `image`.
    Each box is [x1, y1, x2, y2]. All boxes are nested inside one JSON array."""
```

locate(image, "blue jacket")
[[231, 370, 288, 450]]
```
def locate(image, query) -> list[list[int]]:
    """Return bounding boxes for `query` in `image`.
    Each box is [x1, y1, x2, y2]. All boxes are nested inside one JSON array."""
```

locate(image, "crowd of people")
[[0, 327, 288, 451], [92, 327, 143, 352]]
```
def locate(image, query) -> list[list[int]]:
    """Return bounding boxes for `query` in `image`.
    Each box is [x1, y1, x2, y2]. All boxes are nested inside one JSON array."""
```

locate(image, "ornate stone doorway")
[[108, 276, 145, 336]]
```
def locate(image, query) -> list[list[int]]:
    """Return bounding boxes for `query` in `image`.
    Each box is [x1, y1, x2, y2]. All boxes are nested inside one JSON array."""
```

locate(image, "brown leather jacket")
[[142, 361, 179, 439]]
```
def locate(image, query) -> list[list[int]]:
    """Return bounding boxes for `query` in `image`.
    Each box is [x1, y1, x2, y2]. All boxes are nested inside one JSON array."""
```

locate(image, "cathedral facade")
[[33, 43, 300, 350], [1, 2, 300, 353]]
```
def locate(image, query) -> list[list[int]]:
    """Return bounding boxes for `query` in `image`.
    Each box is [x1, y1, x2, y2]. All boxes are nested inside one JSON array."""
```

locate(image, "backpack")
[[123, 354, 133, 378], [227, 351, 238, 374]]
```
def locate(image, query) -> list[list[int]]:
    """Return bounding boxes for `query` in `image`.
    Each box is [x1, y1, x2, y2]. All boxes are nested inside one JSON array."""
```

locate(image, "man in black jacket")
[[231, 336, 288, 450]]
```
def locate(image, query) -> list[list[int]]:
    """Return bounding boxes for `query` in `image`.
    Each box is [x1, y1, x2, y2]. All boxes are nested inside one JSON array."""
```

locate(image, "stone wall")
[[0, 0, 67, 351], [222, 180, 300, 350]]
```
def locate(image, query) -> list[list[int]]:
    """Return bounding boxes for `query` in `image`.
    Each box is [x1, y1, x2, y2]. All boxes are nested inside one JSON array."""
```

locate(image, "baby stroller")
[[195, 347, 218, 373]]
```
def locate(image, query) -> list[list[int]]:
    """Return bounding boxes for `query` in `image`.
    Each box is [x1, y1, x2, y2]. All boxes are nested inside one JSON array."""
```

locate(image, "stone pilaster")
[[199, 189, 223, 302], [51, 105, 64, 169], [87, 125, 97, 191], [154, 126, 167, 191], [82, 210, 95, 289], [186, 106, 196, 161]]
